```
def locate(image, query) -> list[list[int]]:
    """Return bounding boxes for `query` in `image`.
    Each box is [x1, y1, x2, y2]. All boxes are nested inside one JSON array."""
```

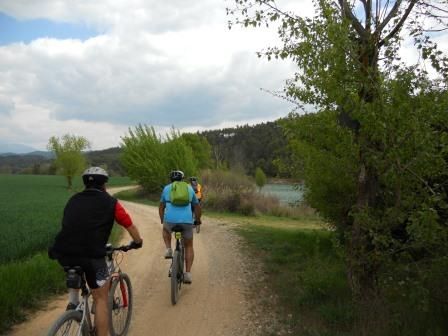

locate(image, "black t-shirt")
[[51, 188, 117, 258]]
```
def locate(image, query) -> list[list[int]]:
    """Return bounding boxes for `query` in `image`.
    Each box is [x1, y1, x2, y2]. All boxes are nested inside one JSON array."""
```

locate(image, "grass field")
[[0, 174, 133, 333], [0, 174, 133, 263]]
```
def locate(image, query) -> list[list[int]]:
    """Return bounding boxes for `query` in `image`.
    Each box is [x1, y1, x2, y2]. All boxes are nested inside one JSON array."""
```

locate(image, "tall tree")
[[121, 125, 199, 192], [180, 133, 213, 169], [229, 0, 448, 328], [47, 134, 90, 189]]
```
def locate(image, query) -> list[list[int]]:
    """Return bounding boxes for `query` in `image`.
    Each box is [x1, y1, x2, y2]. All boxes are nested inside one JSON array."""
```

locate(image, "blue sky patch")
[[0, 12, 98, 45]]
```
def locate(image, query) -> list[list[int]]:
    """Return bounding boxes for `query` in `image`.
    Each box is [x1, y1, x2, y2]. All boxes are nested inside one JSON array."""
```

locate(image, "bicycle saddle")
[[171, 225, 184, 232]]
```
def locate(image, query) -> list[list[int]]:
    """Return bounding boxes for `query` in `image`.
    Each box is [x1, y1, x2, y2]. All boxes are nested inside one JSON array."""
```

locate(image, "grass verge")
[[228, 216, 354, 336]]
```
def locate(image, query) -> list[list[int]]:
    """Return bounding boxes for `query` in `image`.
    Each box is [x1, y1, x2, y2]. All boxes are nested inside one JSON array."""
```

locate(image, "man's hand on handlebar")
[[194, 220, 202, 225], [129, 240, 143, 249]]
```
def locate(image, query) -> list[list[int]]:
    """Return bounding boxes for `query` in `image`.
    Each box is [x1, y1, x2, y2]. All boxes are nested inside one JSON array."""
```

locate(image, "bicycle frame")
[[73, 277, 94, 336], [106, 245, 130, 309], [169, 228, 185, 305]]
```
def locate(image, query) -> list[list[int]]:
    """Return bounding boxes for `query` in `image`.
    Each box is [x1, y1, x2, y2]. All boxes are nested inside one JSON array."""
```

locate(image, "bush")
[[201, 169, 313, 218]]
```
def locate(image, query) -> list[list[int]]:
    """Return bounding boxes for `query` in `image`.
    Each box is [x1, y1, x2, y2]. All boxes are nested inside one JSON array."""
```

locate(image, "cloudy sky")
[[0, 0, 311, 151], [0, 1, 446, 151]]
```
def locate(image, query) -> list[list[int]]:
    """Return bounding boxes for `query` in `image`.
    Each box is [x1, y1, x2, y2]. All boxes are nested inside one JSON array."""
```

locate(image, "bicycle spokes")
[[119, 279, 129, 308]]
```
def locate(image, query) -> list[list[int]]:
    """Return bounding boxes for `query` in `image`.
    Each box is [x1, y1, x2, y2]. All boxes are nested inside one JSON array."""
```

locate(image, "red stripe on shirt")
[[115, 201, 133, 228]]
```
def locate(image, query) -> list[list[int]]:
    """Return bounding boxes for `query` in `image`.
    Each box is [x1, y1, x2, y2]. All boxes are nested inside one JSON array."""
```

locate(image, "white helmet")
[[82, 167, 109, 186]]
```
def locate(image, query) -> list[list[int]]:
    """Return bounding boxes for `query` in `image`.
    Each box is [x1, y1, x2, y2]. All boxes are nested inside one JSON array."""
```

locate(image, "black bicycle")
[[47, 243, 137, 336], [169, 226, 185, 305]]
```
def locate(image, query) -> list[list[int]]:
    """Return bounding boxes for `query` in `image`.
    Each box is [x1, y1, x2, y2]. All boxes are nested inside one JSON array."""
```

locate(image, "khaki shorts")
[[163, 223, 193, 240]]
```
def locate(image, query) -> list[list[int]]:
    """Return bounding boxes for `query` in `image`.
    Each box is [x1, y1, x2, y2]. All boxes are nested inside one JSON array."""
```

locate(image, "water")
[[260, 183, 303, 206]]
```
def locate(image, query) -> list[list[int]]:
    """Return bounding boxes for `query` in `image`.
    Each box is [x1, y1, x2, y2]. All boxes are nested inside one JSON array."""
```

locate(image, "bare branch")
[[338, 0, 368, 38], [376, 0, 402, 33], [379, 0, 418, 47]]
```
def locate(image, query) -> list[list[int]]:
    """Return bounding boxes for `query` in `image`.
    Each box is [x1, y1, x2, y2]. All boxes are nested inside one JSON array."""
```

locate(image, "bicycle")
[[47, 243, 137, 336], [168, 225, 185, 305]]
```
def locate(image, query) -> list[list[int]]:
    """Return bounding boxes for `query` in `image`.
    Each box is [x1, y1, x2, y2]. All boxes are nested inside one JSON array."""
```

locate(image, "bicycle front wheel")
[[47, 310, 88, 336], [171, 251, 181, 305], [109, 273, 133, 336]]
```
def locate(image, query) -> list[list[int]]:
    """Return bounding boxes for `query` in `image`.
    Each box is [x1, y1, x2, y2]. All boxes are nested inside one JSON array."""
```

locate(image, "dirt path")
[[7, 192, 255, 336]]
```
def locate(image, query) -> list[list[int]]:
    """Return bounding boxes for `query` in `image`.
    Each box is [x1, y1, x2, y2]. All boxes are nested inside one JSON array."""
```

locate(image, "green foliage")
[[181, 133, 213, 169], [255, 167, 267, 190], [121, 125, 199, 192], [280, 110, 358, 231], [47, 134, 90, 188], [229, 0, 448, 333], [163, 128, 197, 177]]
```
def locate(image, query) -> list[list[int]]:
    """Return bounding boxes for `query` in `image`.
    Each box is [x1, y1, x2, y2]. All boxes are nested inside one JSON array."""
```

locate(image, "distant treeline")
[[0, 147, 125, 176], [200, 121, 291, 177], [1, 121, 293, 178]]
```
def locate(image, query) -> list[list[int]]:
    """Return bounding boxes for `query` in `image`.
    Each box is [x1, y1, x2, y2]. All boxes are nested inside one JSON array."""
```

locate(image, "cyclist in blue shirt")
[[159, 170, 201, 284]]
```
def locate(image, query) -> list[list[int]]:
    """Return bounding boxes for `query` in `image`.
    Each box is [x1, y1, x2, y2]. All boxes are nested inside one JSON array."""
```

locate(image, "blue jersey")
[[160, 183, 199, 224]]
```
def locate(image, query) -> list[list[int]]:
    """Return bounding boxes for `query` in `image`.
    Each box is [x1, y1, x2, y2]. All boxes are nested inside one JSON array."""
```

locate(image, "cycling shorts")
[[57, 256, 110, 289], [163, 223, 193, 240]]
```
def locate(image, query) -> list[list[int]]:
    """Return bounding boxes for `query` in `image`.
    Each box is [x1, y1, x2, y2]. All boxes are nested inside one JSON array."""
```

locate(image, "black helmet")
[[82, 166, 109, 187], [189, 176, 198, 182], [169, 170, 184, 182]]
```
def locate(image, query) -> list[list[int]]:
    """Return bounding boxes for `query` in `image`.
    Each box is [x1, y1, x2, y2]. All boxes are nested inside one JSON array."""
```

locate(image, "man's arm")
[[115, 201, 143, 244], [125, 224, 143, 244], [194, 203, 201, 224], [159, 202, 165, 224]]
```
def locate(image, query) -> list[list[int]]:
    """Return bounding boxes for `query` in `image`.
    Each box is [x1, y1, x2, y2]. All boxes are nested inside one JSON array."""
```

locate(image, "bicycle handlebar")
[[107, 241, 142, 253]]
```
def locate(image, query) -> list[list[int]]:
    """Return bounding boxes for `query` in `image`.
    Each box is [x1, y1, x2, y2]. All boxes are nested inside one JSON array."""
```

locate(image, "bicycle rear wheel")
[[170, 251, 181, 305], [109, 273, 133, 336], [47, 310, 87, 336]]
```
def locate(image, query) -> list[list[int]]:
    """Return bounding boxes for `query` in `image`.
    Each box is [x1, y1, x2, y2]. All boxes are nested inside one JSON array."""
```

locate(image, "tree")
[[229, 0, 448, 331], [121, 125, 199, 193], [255, 167, 267, 191], [180, 133, 213, 169], [47, 134, 90, 189]]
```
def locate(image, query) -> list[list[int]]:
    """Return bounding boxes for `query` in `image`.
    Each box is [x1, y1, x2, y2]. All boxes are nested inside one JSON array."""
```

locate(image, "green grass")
[[0, 174, 132, 334], [0, 174, 133, 263], [230, 216, 354, 336]]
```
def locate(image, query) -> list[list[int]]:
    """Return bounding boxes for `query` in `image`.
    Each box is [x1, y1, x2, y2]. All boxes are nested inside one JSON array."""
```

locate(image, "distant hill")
[[0, 143, 39, 154], [0, 147, 125, 175]]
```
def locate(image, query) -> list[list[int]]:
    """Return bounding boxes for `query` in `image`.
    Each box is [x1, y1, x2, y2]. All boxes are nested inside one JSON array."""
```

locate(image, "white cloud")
[[0, 1, 300, 149]]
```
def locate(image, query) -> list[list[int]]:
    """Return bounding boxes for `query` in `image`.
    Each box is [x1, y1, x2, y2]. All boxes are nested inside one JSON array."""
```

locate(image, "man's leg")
[[162, 228, 172, 248], [184, 238, 194, 272], [91, 280, 110, 336]]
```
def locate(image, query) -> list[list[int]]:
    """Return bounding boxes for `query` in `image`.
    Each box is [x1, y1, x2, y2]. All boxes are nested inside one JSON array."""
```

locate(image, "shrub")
[[200, 169, 313, 218]]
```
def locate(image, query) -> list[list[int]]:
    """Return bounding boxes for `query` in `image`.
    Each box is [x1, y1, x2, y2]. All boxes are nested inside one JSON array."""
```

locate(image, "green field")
[[0, 174, 133, 333], [0, 174, 133, 263]]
